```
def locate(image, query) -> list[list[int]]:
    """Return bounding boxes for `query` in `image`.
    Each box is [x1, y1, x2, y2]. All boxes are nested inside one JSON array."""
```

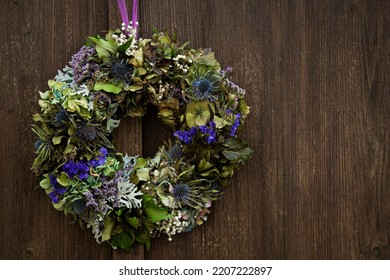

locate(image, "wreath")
[[31, 21, 253, 251]]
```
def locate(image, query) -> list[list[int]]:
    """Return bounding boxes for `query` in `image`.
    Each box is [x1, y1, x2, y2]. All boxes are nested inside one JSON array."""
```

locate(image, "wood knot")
[[25, 247, 34, 258], [371, 244, 381, 258]]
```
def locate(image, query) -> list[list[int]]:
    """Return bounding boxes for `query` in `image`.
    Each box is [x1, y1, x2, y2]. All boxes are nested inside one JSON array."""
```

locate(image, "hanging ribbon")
[[117, 0, 138, 36], [131, 0, 138, 29]]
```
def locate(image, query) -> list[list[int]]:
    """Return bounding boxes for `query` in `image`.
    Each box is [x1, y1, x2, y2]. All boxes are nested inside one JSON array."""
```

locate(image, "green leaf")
[[136, 168, 150, 181], [39, 178, 51, 190], [101, 216, 115, 242], [117, 38, 133, 54], [135, 231, 151, 250], [87, 36, 117, 53], [143, 195, 171, 223], [57, 172, 70, 187], [94, 81, 122, 94], [129, 84, 143, 92], [133, 48, 144, 66], [222, 138, 254, 163], [95, 45, 111, 62], [198, 159, 214, 172], [52, 136, 63, 145], [127, 217, 139, 229], [64, 143, 76, 154], [111, 231, 134, 252]]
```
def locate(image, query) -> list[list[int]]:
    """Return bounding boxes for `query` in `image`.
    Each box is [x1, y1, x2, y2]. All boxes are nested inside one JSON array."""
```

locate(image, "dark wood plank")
[[281, 0, 390, 259], [0, 0, 113, 259]]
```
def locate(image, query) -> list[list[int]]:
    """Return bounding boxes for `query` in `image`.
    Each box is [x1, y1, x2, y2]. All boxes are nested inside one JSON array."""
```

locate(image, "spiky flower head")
[[192, 75, 219, 101], [72, 199, 86, 215], [168, 144, 183, 161], [110, 60, 134, 81], [53, 109, 68, 126], [34, 139, 45, 150], [173, 184, 190, 202], [77, 124, 97, 142]]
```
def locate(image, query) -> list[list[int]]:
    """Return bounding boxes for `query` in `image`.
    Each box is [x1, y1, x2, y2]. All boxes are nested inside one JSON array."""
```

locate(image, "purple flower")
[[62, 160, 89, 180], [174, 129, 195, 145], [230, 113, 241, 137], [70, 46, 98, 84], [48, 174, 67, 203], [199, 121, 217, 144], [83, 179, 119, 216]]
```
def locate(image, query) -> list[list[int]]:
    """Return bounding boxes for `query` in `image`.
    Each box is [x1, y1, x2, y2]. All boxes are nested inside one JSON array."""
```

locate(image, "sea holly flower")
[[107, 59, 135, 81], [192, 77, 217, 101], [167, 144, 183, 161], [172, 184, 190, 203], [77, 123, 97, 142]]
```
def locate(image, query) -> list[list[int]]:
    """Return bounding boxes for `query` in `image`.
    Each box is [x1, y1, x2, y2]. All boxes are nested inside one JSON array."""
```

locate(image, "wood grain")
[[0, 0, 389, 259]]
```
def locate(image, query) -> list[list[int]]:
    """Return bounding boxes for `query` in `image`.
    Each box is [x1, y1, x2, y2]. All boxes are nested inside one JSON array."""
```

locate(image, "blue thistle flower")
[[34, 139, 44, 150], [110, 60, 134, 81], [192, 76, 219, 101], [71, 199, 86, 215], [168, 144, 183, 161], [54, 109, 68, 124], [173, 184, 190, 202], [77, 124, 97, 142]]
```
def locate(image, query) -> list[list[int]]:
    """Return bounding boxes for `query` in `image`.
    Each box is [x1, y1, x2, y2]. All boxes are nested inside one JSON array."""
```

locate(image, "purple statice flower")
[[48, 174, 67, 203], [70, 46, 98, 84], [230, 113, 241, 137], [199, 121, 217, 144], [89, 147, 108, 167], [63, 148, 108, 179], [220, 67, 233, 77], [83, 179, 119, 216], [62, 160, 89, 180], [173, 127, 197, 145]]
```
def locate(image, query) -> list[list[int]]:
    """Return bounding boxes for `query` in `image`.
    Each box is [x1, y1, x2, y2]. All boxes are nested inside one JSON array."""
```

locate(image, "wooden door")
[[0, 0, 389, 259]]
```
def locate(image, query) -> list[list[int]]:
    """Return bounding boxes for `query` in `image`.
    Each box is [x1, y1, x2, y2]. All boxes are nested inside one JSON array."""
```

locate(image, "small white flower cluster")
[[173, 54, 190, 73], [157, 80, 173, 101], [156, 211, 190, 241], [112, 22, 139, 56]]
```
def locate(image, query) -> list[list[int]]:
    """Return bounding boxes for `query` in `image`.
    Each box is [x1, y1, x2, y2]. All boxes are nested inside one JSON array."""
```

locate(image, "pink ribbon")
[[117, 0, 138, 36]]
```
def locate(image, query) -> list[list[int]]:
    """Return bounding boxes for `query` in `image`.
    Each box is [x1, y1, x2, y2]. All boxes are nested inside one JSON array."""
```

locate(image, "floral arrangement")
[[32, 22, 253, 252]]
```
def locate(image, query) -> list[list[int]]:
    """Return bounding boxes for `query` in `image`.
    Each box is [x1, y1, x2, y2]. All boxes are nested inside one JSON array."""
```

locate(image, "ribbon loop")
[[117, 0, 138, 37]]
